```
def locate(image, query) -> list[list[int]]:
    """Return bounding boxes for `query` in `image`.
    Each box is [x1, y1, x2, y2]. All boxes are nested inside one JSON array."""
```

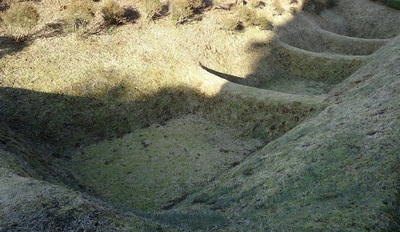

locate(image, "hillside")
[[1, 0, 400, 231]]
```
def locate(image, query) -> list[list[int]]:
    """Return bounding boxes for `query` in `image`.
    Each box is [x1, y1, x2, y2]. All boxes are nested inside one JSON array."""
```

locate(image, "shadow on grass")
[[180, 2, 400, 231], [199, 62, 264, 87], [3, 2, 399, 230], [0, 36, 29, 58], [0, 85, 201, 148], [0, 84, 228, 231]]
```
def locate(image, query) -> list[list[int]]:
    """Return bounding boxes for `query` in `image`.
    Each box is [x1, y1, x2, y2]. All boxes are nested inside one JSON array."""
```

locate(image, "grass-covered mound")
[[177, 35, 400, 230]]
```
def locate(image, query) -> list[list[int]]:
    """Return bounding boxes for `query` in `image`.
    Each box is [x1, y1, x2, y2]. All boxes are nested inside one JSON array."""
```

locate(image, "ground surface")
[[71, 115, 263, 210], [1, 0, 400, 231]]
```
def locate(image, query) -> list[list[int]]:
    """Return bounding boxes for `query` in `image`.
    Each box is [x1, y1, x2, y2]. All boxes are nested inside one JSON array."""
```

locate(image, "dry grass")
[[217, 3, 274, 31], [0, 0, 322, 149], [169, 0, 207, 22], [0, 2, 40, 40], [63, 0, 95, 29], [0, 12, 276, 91], [4, 0, 398, 230], [273, 0, 285, 15], [0, 20, 279, 147], [101, 0, 125, 26], [139, 0, 165, 20], [71, 114, 262, 210]]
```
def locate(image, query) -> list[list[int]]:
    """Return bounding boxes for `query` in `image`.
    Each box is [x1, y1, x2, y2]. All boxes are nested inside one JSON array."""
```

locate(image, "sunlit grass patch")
[[0, 2, 40, 40]]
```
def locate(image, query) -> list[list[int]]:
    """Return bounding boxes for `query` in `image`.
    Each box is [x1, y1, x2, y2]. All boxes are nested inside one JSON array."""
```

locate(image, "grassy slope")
[[177, 35, 400, 230], [1, 0, 400, 230], [0, 123, 178, 231]]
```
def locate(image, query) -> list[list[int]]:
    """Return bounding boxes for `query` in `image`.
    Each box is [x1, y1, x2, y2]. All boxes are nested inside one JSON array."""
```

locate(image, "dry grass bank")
[[1, 0, 400, 231]]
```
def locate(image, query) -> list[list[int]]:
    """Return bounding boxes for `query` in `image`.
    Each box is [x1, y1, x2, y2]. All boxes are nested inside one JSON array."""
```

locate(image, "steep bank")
[[177, 34, 400, 230]]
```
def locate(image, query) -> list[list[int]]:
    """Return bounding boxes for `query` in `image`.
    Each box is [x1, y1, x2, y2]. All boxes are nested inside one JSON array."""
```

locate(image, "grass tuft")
[[141, 0, 166, 21], [0, 2, 40, 41], [63, 0, 95, 30], [254, 16, 273, 30], [220, 5, 272, 31], [237, 5, 257, 25], [170, 0, 206, 23], [273, 0, 285, 15], [220, 16, 243, 31], [101, 0, 124, 26]]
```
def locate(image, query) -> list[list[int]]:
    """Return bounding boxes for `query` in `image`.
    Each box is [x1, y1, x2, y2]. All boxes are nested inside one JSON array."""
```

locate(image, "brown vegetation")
[[0, 2, 39, 40]]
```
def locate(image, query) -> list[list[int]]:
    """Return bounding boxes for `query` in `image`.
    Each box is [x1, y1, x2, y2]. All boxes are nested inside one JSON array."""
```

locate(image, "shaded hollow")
[[304, 0, 400, 39]]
